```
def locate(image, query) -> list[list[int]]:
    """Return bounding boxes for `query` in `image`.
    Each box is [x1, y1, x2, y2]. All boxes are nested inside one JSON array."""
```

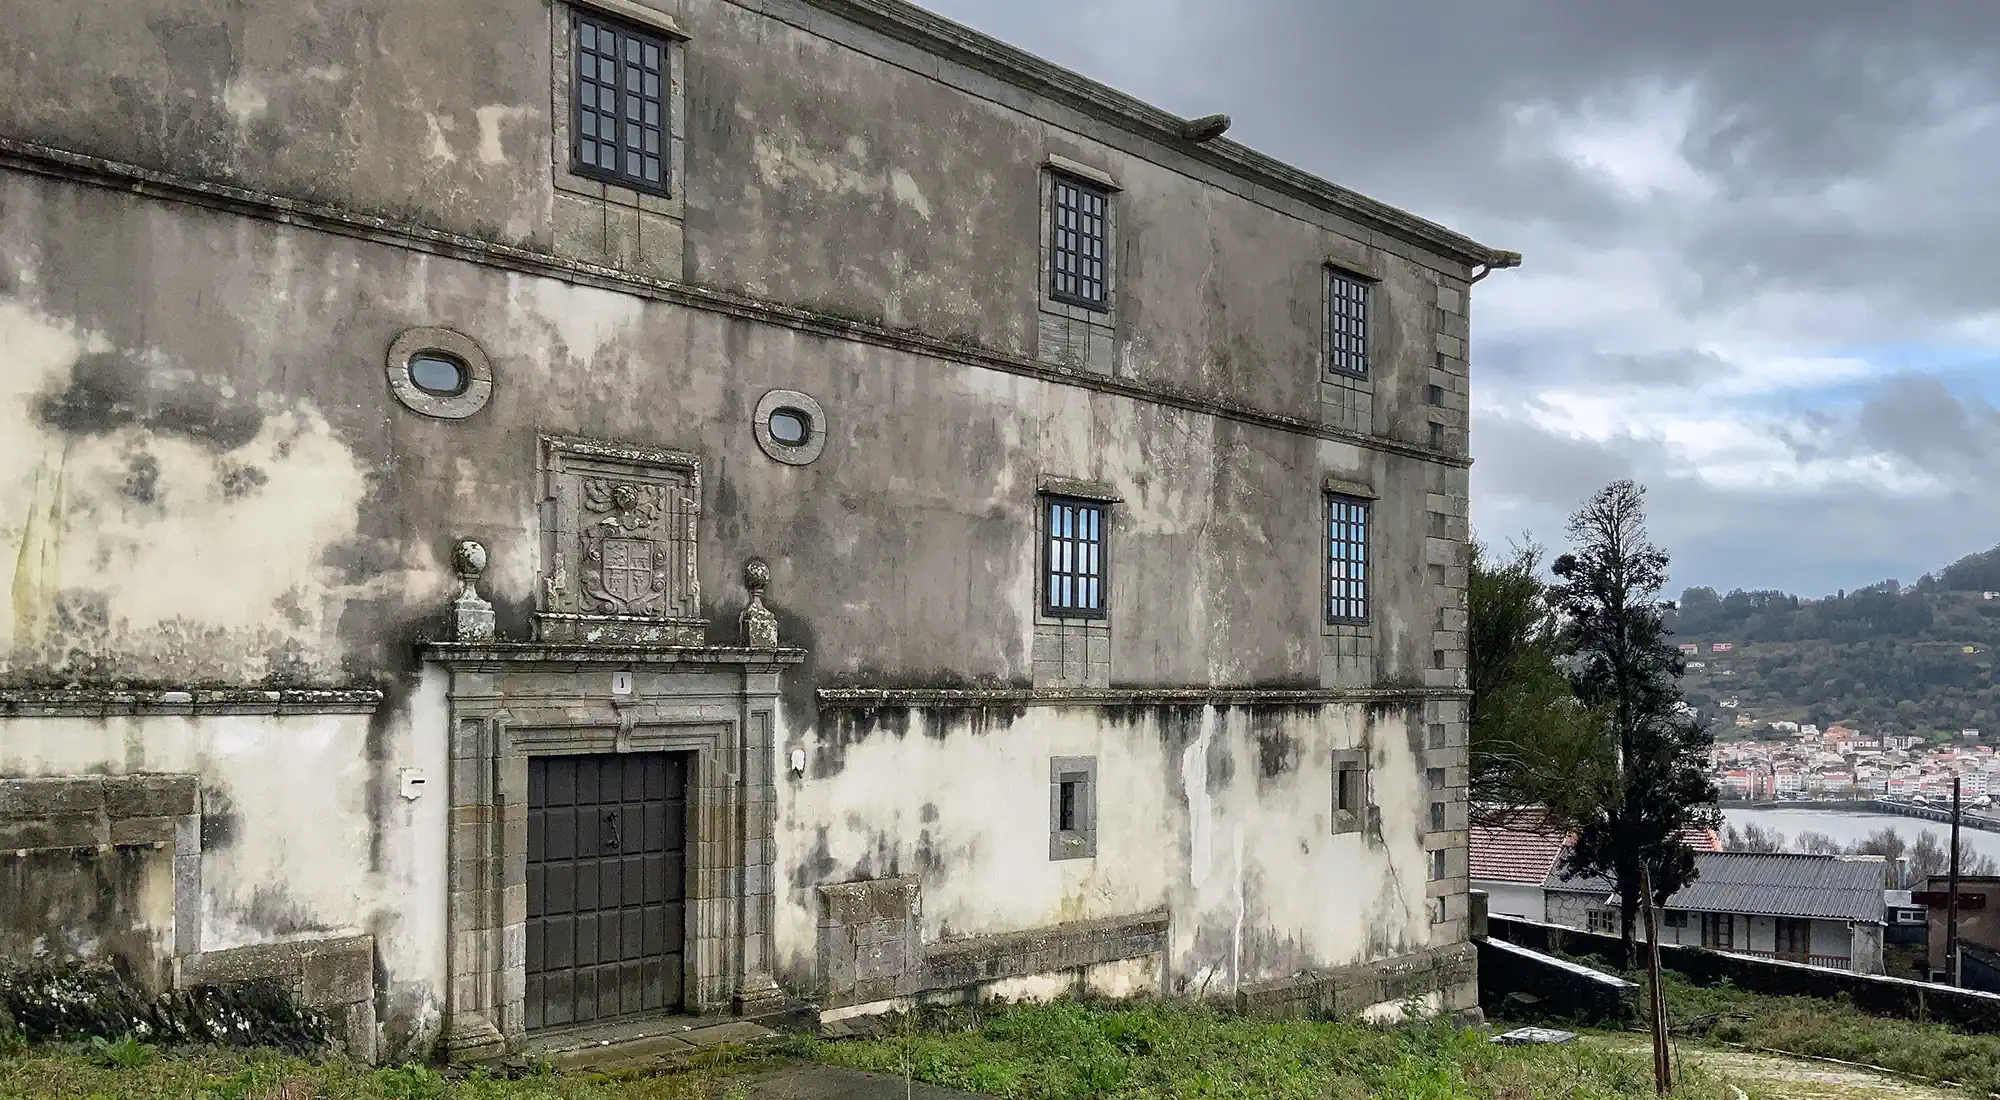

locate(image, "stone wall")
[[813, 875, 1169, 1012], [1475, 936, 1637, 1026], [0, 772, 382, 1060], [0, 774, 200, 993], [179, 935, 379, 1062], [1487, 913, 2000, 1035]]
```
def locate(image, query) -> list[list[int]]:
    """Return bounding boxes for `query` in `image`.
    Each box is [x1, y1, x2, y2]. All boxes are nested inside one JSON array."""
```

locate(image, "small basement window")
[[1049, 756, 1097, 860], [1331, 749, 1368, 836]]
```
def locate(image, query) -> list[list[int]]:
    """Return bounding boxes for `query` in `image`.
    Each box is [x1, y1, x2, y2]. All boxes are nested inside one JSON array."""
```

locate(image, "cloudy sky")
[[928, 0, 2000, 599]]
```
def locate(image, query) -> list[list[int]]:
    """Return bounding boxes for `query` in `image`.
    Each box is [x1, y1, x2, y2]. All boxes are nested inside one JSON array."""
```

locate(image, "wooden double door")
[[525, 751, 688, 1030]]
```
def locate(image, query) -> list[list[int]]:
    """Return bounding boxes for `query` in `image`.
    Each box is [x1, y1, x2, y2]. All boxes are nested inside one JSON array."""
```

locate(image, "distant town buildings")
[[1712, 723, 1999, 808]]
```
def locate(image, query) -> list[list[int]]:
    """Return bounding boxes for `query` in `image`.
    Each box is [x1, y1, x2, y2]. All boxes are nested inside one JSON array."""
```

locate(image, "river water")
[[1722, 806, 2000, 866]]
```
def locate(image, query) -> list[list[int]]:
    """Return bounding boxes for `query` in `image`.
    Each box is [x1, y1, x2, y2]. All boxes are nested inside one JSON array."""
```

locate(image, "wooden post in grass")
[[1640, 864, 1671, 1095], [1948, 776, 1963, 987]]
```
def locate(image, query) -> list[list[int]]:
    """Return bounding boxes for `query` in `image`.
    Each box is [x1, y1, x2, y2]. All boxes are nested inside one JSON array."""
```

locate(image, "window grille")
[[1049, 176, 1109, 309], [1326, 269, 1369, 376], [1044, 496, 1107, 617], [572, 11, 668, 194], [1326, 494, 1370, 623]]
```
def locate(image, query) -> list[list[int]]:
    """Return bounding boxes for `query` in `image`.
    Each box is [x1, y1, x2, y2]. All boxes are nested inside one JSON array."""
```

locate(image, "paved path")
[[1594, 1037, 1969, 1099], [706, 1063, 991, 1099]]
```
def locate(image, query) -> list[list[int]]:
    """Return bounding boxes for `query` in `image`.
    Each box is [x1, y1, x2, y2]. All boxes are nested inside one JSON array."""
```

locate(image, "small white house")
[[1546, 851, 1888, 974]]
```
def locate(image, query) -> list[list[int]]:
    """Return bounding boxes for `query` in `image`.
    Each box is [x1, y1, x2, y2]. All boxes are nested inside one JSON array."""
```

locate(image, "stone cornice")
[[0, 688, 384, 717], [816, 685, 1470, 708], [784, 0, 1518, 271], [0, 136, 1472, 470], [422, 642, 807, 667]]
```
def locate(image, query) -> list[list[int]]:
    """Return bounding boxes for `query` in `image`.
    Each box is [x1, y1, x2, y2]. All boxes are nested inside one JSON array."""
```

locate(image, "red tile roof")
[[1470, 810, 1573, 885], [1470, 812, 1721, 884]]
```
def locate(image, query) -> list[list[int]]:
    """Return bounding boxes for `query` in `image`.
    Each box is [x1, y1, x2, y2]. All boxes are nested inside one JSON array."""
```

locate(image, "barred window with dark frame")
[[1326, 268, 1370, 377], [1327, 494, 1370, 623], [1049, 176, 1109, 310], [572, 10, 669, 195], [1043, 496, 1107, 617]]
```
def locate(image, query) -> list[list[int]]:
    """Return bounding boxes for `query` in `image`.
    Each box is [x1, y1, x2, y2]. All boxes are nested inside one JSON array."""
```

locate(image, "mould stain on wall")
[[0, 293, 370, 683], [778, 700, 1429, 999]]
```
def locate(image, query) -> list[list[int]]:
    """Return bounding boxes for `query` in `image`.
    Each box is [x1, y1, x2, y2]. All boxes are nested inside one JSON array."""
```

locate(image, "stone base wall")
[[179, 935, 379, 1062], [812, 875, 1473, 1025], [813, 875, 1170, 1012], [1230, 941, 1478, 1021]]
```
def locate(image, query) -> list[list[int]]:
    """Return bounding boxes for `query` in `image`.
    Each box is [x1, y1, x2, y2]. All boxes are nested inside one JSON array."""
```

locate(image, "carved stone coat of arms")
[[535, 435, 705, 645]]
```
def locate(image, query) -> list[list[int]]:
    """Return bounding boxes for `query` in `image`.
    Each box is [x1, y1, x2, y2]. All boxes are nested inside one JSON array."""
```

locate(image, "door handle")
[[603, 810, 621, 851]]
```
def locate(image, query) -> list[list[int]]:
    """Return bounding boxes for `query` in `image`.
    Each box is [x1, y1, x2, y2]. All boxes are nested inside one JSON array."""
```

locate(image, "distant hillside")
[[1666, 545, 2000, 737]]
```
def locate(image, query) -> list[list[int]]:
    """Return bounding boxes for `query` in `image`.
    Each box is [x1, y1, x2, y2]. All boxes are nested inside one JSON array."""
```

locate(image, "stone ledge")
[[923, 910, 1169, 991], [1232, 940, 1478, 1020], [0, 689, 383, 717], [817, 685, 1471, 708], [423, 642, 807, 667], [0, 775, 199, 852]]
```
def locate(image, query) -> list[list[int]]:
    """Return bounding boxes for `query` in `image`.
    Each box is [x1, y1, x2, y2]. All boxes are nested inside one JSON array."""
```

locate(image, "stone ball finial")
[[744, 557, 772, 592], [454, 539, 489, 579]]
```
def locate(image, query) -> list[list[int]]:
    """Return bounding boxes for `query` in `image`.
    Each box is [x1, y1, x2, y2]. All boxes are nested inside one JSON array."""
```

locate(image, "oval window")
[[408, 352, 469, 397], [768, 407, 810, 446]]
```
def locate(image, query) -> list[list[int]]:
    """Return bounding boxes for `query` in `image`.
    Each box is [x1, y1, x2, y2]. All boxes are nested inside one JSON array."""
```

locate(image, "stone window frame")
[[1031, 477, 1119, 690], [1035, 155, 1120, 376], [1330, 747, 1369, 836], [551, 0, 688, 221], [386, 327, 495, 420], [1048, 755, 1098, 861], [1316, 242, 1384, 435], [752, 388, 828, 466]]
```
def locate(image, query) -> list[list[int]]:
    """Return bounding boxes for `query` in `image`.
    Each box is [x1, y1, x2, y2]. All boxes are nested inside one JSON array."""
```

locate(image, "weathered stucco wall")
[[0, 0, 1479, 435], [777, 700, 1450, 997], [0, 172, 1439, 693]]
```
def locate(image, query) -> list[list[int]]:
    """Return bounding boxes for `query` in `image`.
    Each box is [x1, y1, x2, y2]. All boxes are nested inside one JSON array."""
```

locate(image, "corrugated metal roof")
[[1548, 851, 1888, 923]]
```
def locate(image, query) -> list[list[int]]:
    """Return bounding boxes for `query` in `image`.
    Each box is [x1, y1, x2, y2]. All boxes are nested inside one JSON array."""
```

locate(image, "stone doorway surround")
[[424, 642, 803, 1060]]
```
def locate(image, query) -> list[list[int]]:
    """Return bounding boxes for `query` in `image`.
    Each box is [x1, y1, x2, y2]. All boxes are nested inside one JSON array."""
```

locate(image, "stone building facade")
[[0, 0, 1515, 1062]]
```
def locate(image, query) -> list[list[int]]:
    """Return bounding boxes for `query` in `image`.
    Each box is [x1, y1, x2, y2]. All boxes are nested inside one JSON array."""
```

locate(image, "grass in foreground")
[[0, 1034, 774, 1100], [1643, 969, 2000, 1095], [0, 1001, 1757, 1100], [802, 997, 1751, 1099]]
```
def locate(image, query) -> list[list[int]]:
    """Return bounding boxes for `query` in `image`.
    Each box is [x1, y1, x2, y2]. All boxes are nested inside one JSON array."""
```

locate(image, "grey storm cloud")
[[926, 0, 2000, 594]]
